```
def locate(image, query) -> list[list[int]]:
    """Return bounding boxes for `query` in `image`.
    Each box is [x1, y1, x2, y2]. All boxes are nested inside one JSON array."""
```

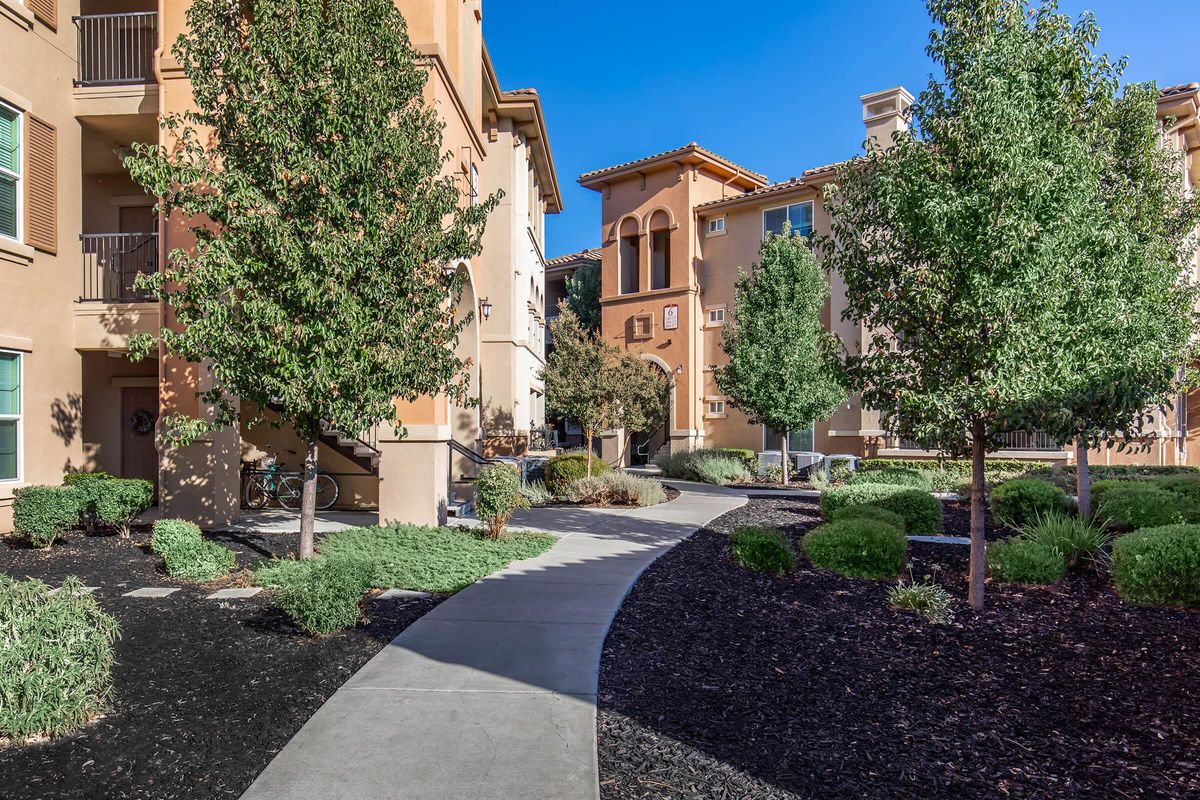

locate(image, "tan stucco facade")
[[0, 0, 560, 533], [574, 85, 1200, 470]]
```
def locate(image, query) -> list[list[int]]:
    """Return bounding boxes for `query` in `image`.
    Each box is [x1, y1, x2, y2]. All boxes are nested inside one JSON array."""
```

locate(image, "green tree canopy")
[[715, 230, 844, 483], [565, 263, 602, 332], [127, 0, 498, 556]]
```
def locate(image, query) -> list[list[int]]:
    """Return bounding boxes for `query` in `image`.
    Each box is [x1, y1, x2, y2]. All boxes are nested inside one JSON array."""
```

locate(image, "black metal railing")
[[81, 233, 158, 302], [899, 430, 1062, 452], [74, 12, 158, 87]]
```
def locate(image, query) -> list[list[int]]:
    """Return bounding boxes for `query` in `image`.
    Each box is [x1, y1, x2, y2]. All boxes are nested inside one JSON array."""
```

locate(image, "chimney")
[[861, 86, 914, 151]]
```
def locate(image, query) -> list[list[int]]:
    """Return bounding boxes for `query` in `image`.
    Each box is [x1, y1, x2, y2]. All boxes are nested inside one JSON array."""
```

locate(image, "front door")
[[121, 386, 158, 492]]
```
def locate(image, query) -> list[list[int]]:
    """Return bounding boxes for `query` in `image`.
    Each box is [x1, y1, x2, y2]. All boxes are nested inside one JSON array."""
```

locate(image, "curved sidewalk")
[[240, 482, 747, 800]]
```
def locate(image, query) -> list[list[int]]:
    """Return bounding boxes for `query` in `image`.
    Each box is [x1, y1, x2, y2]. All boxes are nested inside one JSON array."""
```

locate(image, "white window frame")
[[0, 99, 22, 243], [706, 217, 726, 235], [0, 349, 21, 484], [706, 307, 726, 327], [469, 163, 480, 207], [705, 398, 726, 418], [762, 200, 813, 240]]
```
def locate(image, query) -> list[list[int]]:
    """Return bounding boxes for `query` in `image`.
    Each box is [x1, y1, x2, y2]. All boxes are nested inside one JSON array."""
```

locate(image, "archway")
[[448, 261, 481, 507], [629, 355, 673, 466]]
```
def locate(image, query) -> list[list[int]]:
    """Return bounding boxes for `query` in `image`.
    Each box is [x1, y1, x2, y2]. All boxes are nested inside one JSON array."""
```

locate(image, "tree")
[[715, 231, 844, 484], [543, 305, 668, 473], [1027, 83, 1199, 517], [565, 263, 602, 332], [820, 0, 1185, 610], [126, 0, 497, 559]]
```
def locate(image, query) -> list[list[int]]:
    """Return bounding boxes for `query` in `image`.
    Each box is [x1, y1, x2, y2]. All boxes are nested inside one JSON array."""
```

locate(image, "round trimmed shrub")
[[850, 467, 933, 491], [820, 483, 942, 535], [1111, 524, 1200, 607], [986, 537, 1066, 584], [475, 464, 529, 538], [1089, 479, 1133, 506], [988, 479, 1067, 528], [801, 520, 907, 580], [12, 485, 84, 548], [544, 452, 611, 495], [273, 558, 374, 636], [0, 576, 120, 738], [151, 519, 237, 582], [1097, 485, 1199, 531], [829, 504, 906, 531], [731, 527, 795, 575]]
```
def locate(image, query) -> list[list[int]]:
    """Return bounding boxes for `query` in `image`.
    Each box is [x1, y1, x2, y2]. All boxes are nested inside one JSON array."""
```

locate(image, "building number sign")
[[663, 304, 679, 331]]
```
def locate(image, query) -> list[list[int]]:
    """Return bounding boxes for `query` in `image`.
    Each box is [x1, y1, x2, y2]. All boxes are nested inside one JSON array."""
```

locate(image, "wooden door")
[[121, 387, 158, 491]]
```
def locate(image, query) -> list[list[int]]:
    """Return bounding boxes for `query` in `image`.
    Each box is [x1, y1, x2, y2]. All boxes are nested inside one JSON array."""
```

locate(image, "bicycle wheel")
[[314, 474, 340, 511], [277, 475, 305, 510], [243, 475, 270, 510]]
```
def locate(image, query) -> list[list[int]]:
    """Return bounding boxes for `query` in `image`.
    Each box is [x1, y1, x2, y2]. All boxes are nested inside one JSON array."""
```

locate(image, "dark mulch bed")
[[0, 528, 441, 800], [598, 497, 1200, 799]]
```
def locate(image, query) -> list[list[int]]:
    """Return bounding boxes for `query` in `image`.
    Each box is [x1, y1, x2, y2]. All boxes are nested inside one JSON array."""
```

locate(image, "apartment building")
[[0, 0, 560, 533], [573, 84, 1200, 468]]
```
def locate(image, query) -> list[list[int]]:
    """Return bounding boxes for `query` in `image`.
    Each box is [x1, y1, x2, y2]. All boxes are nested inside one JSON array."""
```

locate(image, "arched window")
[[648, 210, 671, 290], [618, 217, 641, 295]]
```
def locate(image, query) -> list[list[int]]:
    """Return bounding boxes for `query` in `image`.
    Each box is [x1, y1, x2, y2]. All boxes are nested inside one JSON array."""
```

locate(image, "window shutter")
[[25, 115, 57, 254], [25, 0, 56, 31]]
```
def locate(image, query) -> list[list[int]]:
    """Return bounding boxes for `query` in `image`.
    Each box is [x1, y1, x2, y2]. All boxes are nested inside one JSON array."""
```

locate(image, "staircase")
[[319, 425, 380, 474]]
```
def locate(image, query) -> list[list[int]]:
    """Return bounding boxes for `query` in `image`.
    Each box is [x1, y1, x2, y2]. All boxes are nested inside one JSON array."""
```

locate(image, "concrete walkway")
[[240, 481, 746, 800]]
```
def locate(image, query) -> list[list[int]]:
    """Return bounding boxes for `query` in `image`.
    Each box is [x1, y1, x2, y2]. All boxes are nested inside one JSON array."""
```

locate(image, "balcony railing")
[[73, 12, 158, 87], [898, 430, 1063, 452], [81, 233, 159, 303]]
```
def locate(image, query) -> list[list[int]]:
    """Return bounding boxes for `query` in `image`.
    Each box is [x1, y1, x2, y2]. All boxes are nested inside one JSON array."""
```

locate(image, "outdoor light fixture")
[[675, 365, 684, 375], [480, 297, 493, 321], [443, 263, 458, 278]]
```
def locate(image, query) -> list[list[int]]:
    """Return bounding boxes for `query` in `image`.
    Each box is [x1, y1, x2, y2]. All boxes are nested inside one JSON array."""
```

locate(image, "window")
[[707, 217, 725, 235], [706, 399, 726, 417], [619, 234, 640, 294], [766, 424, 815, 453], [763, 201, 813, 239], [0, 102, 20, 241], [0, 351, 20, 482], [650, 229, 670, 290], [632, 313, 654, 340], [707, 307, 726, 326], [469, 163, 480, 207]]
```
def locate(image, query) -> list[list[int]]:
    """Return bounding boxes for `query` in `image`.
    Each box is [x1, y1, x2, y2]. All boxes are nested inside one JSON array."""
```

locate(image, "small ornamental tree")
[[543, 305, 669, 473], [820, 0, 1190, 610], [126, 0, 498, 559], [715, 231, 844, 483], [565, 263, 602, 332]]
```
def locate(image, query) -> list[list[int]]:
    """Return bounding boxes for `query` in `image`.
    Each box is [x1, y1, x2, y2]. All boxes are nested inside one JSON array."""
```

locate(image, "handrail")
[[73, 12, 158, 87], [80, 232, 159, 302]]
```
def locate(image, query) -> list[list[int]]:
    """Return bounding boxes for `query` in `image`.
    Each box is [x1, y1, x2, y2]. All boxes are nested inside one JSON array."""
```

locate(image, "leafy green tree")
[[543, 305, 669, 473], [565, 263, 602, 332], [715, 231, 844, 484], [820, 0, 1197, 610], [126, 0, 497, 559]]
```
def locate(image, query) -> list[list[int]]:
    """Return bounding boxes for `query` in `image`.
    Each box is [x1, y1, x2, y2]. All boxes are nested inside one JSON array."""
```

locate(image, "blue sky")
[[483, 0, 1198, 258]]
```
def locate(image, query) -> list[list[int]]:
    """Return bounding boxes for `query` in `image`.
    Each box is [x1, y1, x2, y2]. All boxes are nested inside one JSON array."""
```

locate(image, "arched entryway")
[[448, 260, 482, 508], [629, 354, 673, 466]]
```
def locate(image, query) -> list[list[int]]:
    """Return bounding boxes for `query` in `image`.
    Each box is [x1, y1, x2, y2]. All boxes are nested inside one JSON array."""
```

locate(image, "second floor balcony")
[[73, 12, 158, 88], [81, 232, 158, 304]]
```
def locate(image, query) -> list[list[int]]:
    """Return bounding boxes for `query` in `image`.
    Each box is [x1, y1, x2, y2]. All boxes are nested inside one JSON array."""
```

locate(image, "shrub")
[[858, 457, 1046, 490], [1152, 473, 1200, 505], [731, 527, 795, 575], [829, 503, 907, 531], [820, 483, 942, 535], [571, 472, 666, 507], [801, 520, 907, 579], [692, 455, 751, 486], [988, 479, 1067, 528], [475, 464, 529, 540], [92, 479, 154, 537], [544, 452, 611, 495], [150, 518, 237, 582], [0, 576, 120, 739], [850, 467, 934, 491], [519, 479, 553, 506], [272, 558, 374, 636], [987, 537, 1066, 584], [1089, 479, 1133, 505], [12, 485, 84, 547], [62, 471, 112, 486], [1019, 512, 1111, 569], [1096, 485, 1199, 531], [710, 448, 757, 475], [655, 449, 752, 485], [888, 572, 955, 624], [1027, 463, 1200, 490], [1110, 524, 1200, 607]]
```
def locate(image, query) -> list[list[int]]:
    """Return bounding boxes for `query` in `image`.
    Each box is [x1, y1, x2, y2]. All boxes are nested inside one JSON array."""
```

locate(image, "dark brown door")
[[121, 387, 158, 491], [118, 206, 156, 300]]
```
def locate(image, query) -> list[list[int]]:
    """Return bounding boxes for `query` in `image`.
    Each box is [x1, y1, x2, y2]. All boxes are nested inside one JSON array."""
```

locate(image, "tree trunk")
[[968, 418, 987, 612], [299, 439, 319, 561], [1076, 440, 1091, 519], [780, 431, 790, 485], [585, 430, 594, 478]]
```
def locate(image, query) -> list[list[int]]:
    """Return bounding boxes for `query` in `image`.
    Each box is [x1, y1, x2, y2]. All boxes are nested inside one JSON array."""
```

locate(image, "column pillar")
[[377, 424, 451, 527]]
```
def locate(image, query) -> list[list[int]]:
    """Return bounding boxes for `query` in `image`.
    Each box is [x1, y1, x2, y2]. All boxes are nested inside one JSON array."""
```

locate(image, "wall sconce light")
[[480, 297, 493, 321], [675, 365, 684, 375]]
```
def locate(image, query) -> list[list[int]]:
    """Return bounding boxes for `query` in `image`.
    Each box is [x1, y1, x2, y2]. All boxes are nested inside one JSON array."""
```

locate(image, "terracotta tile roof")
[[579, 143, 768, 186], [546, 248, 602, 268], [695, 160, 846, 211], [1160, 83, 1199, 99], [503, 88, 539, 97]]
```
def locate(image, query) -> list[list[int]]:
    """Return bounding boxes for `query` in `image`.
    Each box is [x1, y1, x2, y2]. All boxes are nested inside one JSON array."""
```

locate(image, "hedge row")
[[12, 474, 153, 547]]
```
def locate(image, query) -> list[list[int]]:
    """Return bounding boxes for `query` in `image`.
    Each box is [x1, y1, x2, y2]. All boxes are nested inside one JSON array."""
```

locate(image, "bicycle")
[[241, 456, 340, 511]]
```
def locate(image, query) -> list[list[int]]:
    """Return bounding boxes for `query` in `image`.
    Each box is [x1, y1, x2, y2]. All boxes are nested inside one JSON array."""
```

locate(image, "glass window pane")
[[0, 105, 18, 176], [0, 420, 15, 481], [763, 207, 787, 237], [788, 203, 814, 237], [0, 352, 18, 416], [0, 176, 15, 239]]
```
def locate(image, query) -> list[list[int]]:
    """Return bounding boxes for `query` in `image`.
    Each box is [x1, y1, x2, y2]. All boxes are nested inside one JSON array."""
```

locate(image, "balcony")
[[897, 430, 1063, 454], [73, 12, 158, 88], [81, 233, 158, 303]]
